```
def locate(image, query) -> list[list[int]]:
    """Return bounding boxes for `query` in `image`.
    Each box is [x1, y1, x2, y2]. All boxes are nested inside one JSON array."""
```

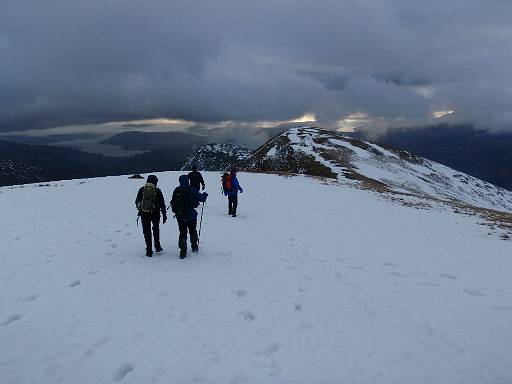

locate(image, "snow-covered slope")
[[246, 127, 512, 212], [1, 172, 511, 384], [181, 144, 250, 171]]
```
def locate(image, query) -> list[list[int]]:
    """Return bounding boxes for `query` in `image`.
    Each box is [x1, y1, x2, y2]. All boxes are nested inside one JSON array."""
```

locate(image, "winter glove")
[[239, 188, 243, 193], [202, 185, 205, 191]]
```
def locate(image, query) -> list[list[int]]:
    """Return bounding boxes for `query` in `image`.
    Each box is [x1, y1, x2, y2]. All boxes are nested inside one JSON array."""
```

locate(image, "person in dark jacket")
[[188, 165, 205, 190], [170, 174, 208, 259], [135, 175, 167, 257], [224, 168, 243, 217]]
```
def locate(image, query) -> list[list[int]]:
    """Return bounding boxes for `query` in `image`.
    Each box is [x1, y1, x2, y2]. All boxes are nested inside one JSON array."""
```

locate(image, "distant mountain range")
[[0, 139, 197, 186], [2, 125, 511, 194]]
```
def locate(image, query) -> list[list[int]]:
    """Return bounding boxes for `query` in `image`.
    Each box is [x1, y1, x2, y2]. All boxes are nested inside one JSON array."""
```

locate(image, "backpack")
[[189, 172, 200, 187], [222, 173, 232, 193], [140, 183, 157, 213], [171, 186, 191, 219]]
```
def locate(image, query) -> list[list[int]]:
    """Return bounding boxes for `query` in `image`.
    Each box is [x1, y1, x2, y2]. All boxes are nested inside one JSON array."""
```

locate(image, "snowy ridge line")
[[246, 126, 512, 213]]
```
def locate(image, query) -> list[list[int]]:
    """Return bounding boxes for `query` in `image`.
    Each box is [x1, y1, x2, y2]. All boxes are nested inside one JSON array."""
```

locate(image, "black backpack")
[[189, 172, 201, 188], [171, 186, 191, 219]]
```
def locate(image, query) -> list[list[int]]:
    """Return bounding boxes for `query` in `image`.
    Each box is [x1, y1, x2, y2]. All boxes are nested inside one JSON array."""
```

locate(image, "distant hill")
[[0, 140, 132, 186], [355, 124, 512, 191], [0, 140, 198, 186], [101, 131, 208, 151], [243, 126, 512, 212], [180, 144, 250, 171]]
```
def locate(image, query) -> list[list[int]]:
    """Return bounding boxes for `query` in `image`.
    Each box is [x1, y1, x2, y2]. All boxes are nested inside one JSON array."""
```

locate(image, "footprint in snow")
[[105, 238, 113, 242], [382, 262, 396, 266], [293, 302, 302, 311], [1, 314, 21, 326], [111, 244, 118, 249], [115, 230, 122, 233], [105, 251, 115, 256], [17, 294, 40, 302], [236, 289, 248, 298], [299, 322, 313, 331], [439, 273, 458, 280], [390, 272, 406, 277], [463, 288, 486, 296], [88, 269, 99, 275], [240, 310, 256, 321], [494, 305, 512, 312], [347, 266, 365, 270], [254, 342, 282, 356], [417, 282, 440, 287], [124, 232, 132, 236], [113, 363, 135, 382], [68, 280, 81, 288]]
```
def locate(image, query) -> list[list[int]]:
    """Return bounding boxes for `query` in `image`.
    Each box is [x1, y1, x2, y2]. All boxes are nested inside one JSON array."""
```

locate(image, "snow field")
[[1, 172, 511, 384]]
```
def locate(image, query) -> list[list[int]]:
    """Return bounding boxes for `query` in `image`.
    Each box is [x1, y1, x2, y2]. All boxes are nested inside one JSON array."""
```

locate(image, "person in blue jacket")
[[170, 175, 208, 259], [224, 168, 243, 217]]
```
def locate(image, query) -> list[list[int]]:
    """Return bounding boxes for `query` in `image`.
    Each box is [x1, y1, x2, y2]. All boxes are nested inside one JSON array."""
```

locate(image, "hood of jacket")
[[179, 174, 189, 187]]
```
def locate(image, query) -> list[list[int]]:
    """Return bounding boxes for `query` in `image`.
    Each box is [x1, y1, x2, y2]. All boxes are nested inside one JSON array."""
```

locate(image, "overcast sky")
[[1, 0, 511, 135]]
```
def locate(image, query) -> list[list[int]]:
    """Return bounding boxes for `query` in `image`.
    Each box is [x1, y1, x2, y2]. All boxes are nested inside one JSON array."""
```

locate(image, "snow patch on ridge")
[[249, 126, 512, 213]]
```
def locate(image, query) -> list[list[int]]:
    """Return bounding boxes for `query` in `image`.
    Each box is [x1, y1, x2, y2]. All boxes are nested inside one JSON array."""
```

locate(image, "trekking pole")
[[198, 202, 205, 244]]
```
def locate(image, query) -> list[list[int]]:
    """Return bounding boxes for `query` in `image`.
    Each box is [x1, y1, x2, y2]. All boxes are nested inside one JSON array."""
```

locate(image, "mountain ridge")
[[241, 126, 512, 214]]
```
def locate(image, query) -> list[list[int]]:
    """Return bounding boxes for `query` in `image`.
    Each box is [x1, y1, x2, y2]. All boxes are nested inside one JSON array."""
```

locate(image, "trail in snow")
[[0, 172, 511, 384]]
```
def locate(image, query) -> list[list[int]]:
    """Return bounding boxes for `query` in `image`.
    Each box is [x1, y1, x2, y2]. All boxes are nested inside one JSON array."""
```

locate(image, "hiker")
[[188, 165, 206, 190], [222, 168, 243, 217], [135, 175, 167, 257], [170, 175, 208, 259]]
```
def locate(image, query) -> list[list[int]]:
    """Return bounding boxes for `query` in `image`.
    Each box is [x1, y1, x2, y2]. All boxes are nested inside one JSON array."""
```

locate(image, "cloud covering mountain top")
[[1, 0, 511, 132]]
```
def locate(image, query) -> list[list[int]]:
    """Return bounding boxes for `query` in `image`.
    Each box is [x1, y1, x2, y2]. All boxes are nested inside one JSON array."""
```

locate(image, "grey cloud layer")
[[1, 0, 511, 132]]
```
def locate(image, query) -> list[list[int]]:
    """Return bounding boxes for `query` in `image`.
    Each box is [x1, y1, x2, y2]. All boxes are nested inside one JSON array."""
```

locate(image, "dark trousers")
[[177, 219, 198, 251], [141, 213, 161, 251], [228, 194, 238, 215]]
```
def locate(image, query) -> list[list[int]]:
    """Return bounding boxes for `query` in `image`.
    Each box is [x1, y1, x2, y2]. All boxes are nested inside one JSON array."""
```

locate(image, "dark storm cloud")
[[1, 0, 511, 132]]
